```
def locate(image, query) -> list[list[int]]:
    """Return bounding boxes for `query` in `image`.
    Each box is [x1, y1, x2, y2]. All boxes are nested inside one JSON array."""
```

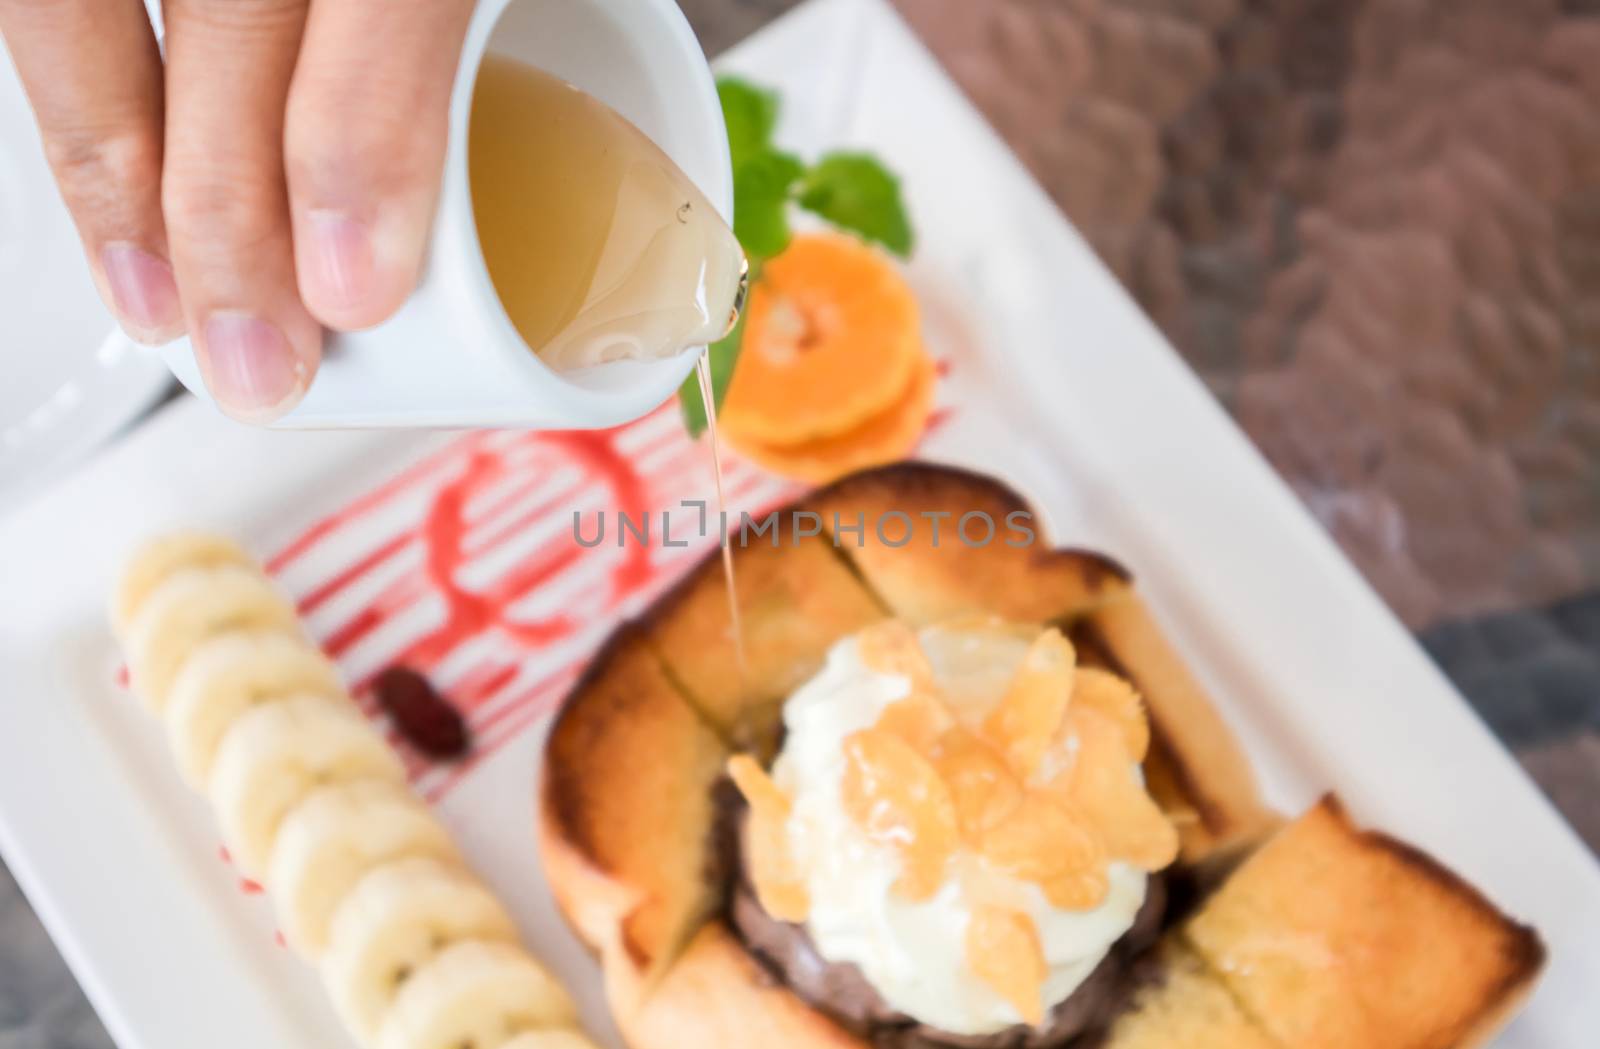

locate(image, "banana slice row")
[[113, 533, 595, 1049]]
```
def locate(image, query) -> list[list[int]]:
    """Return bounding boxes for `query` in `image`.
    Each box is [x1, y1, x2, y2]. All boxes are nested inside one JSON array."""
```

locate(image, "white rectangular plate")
[[2, 2, 1596, 1047]]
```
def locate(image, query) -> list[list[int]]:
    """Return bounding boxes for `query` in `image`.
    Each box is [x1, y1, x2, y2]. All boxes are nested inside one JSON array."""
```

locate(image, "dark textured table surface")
[[4, 1, 1597, 1045]]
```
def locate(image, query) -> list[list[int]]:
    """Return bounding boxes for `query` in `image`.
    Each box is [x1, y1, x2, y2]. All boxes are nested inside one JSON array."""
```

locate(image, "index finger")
[[0, 0, 181, 342]]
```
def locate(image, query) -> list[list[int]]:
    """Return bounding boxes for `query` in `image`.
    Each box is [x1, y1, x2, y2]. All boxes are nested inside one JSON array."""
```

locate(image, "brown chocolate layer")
[[717, 788, 1169, 1049]]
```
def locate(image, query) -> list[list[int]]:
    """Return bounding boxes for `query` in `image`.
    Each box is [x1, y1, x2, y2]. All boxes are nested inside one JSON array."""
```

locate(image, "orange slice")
[[1050, 708, 1178, 872], [842, 726, 959, 900], [967, 905, 1046, 1026], [727, 755, 810, 921], [977, 794, 1102, 885], [1040, 866, 1112, 910], [878, 692, 957, 753], [731, 349, 937, 485], [933, 728, 1023, 836], [1071, 667, 1149, 762], [858, 620, 936, 684], [983, 629, 1076, 780], [721, 232, 923, 447], [919, 616, 1039, 710]]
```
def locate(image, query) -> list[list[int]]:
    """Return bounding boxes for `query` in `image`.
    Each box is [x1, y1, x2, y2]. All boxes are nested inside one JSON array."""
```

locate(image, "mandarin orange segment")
[[727, 755, 810, 922], [1041, 867, 1112, 911], [959, 860, 1032, 912], [1072, 667, 1150, 761], [966, 906, 1046, 1026], [1051, 708, 1179, 872], [842, 727, 959, 900], [878, 692, 957, 753], [721, 233, 923, 447], [983, 628, 1076, 780], [933, 728, 1023, 836], [977, 794, 1102, 885], [731, 348, 938, 485], [728, 753, 790, 817], [919, 616, 1040, 712], [858, 620, 935, 683]]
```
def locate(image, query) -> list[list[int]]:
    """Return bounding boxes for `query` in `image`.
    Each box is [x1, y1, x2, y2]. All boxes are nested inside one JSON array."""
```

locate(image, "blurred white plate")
[[0, 45, 173, 513], [0, 2, 1597, 1048]]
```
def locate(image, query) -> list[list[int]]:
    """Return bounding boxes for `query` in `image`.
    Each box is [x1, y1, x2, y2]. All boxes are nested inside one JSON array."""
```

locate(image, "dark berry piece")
[[374, 666, 470, 759]]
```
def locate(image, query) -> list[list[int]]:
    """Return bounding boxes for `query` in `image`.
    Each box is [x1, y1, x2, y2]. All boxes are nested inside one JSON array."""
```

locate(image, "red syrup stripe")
[[265, 408, 811, 801], [265, 437, 472, 574], [295, 531, 416, 618], [461, 476, 600, 564]]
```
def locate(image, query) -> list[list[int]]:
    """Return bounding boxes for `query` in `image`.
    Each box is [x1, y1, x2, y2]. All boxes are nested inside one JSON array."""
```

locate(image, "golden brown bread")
[[802, 463, 1131, 625], [1182, 795, 1544, 1049], [537, 464, 1540, 1049], [1101, 943, 1276, 1049], [614, 923, 861, 1049], [537, 625, 728, 994], [641, 532, 884, 754]]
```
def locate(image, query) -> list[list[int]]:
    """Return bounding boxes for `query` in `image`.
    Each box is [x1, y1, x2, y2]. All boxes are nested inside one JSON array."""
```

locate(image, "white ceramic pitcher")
[[155, 0, 731, 429]]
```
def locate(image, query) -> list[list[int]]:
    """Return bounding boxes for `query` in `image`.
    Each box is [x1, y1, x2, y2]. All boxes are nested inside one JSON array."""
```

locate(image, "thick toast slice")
[[1102, 943, 1277, 1049], [538, 625, 729, 993], [1182, 796, 1544, 1049], [617, 923, 861, 1049]]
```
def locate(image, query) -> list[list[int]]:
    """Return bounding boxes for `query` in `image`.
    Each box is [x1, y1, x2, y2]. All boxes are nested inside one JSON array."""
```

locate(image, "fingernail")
[[201, 312, 306, 421], [305, 209, 375, 312], [102, 243, 182, 341]]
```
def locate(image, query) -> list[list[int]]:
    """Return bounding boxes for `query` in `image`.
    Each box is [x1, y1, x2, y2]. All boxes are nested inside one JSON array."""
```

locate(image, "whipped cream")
[[768, 629, 1149, 1035]]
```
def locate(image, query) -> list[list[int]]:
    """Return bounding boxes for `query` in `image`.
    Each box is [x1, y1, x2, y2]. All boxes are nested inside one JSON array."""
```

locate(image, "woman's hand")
[[0, 0, 477, 421]]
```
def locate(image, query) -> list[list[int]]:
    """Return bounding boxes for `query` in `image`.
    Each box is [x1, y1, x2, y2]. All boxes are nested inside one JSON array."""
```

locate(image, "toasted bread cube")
[[1184, 797, 1544, 1049], [539, 627, 728, 979], [644, 534, 884, 748], [805, 464, 1131, 626], [619, 923, 861, 1049], [1103, 942, 1277, 1049]]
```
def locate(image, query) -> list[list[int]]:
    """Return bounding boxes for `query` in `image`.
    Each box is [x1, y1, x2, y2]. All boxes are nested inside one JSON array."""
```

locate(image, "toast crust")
[[538, 624, 729, 981], [803, 463, 1131, 625]]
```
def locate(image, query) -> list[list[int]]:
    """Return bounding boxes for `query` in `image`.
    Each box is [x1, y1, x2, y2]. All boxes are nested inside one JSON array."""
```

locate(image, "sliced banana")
[[322, 857, 519, 1041], [112, 532, 254, 639], [500, 1033, 600, 1049], [124, 566, 302, 711], [209, 696, 405, 876], [113, 533, 594, 1049], [166, 631, 348, 787], [375, 940, 577, 1049], [269, 780, 461, 958]]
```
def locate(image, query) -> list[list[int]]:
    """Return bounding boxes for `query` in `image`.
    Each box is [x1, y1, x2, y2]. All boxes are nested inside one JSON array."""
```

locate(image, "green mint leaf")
[[796, 152, 914, 257], [733, 149, 804, 262], [678, 311, 747, 438], [717, 77, 780, 170]]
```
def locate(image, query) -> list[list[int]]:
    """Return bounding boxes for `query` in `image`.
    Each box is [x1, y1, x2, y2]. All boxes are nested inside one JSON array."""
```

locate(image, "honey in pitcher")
[[468, 55, 747, 369], [470, 54, 749, 672]]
